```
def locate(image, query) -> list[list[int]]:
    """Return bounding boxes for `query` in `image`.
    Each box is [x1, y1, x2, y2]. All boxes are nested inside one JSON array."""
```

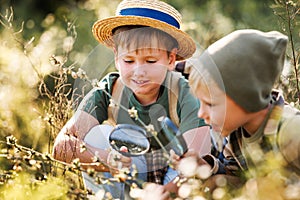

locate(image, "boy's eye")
[[124, 59, 134, 64], [147, 60, 157, 63], [204, 101, 213, 107]]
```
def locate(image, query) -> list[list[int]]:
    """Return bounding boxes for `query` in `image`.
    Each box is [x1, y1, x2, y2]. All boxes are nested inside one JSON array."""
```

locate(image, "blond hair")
[[189, 65, 215, 97], [112, 26, 178, 55]]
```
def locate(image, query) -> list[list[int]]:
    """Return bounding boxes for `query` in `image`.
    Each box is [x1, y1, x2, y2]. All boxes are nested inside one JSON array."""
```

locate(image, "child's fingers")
[[170, 149, 180, 160], [182, 149, 197, 157], [120, 155, 132, 168], [169, 149, 180, 168]]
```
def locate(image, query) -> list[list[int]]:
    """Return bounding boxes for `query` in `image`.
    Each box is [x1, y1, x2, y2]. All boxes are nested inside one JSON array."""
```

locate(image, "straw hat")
[[92, 0, 196, 60]]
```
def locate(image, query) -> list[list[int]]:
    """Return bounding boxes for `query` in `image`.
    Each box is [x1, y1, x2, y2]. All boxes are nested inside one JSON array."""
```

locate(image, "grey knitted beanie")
[[198, 29, 288, 112]]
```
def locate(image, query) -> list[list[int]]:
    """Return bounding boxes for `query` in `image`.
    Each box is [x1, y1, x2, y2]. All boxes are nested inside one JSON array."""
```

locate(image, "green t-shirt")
[[81, 72, 207, 149]]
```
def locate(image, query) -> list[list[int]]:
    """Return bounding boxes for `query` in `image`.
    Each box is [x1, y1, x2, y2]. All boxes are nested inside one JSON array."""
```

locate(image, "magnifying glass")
[[109, 124, 150, 157], [157, 116, 188, 157], [109, 117, 188, 157]]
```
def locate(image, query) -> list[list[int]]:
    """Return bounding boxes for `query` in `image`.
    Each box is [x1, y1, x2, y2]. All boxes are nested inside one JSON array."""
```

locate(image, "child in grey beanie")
[[183, 29, 300, 198]]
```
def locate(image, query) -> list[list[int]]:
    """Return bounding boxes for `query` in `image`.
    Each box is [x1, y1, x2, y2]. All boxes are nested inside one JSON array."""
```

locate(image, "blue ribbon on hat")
[[119, 8, 180, 29]]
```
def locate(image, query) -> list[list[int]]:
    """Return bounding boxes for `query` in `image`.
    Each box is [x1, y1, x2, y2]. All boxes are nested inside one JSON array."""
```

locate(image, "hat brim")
[[92, 16, 196, 60]]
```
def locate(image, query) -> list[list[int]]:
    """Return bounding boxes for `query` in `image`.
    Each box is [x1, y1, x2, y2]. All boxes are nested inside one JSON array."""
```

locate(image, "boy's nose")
[[133, 63, 146, 75]]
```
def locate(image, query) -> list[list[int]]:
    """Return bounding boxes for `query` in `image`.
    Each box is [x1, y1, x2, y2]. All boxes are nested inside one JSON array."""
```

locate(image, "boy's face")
[[115, 47, 176, 103], [194, 82, 248, 137]]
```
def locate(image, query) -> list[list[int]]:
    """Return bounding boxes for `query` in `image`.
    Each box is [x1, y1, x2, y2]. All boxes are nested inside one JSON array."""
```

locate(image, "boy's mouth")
[[133, 80, 149, 85]]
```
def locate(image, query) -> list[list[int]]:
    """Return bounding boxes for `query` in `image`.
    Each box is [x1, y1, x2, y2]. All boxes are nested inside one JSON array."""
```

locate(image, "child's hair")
[[189, 66, 204, 96], [189, 65, 216, 98], [112, 25, 178, 56]]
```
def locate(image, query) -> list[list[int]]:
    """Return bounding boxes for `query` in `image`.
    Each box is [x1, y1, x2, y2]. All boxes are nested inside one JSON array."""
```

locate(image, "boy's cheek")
[[119, 68, 132, 77]]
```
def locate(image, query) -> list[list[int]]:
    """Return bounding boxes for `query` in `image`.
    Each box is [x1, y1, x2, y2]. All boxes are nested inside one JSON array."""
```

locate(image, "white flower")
[[90, 79, 99, 87], [193, 196, 207, 200], [63, 36, 74, 52], [145, 124, 155, 132], [109, 99, 118, 108], [244, 178, 258, 198], [212, 188, 226, 200], [197, 164, 212, 180], [145, 124, 157, 136], [128, 107, 138, 120], [71, 71, 78, 79], [215, 175, 227, 187], [129, 188, 144, 199], [76, 68, 87, 79], [178, 156, 198, 177], [88, 188, 105, 200], [284, 184, 300, 199], [178, 183, 192, 199], [96, 81, 107, 90]]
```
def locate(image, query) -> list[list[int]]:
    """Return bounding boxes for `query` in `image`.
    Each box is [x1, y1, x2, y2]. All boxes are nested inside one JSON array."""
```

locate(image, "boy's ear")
[[113, 47, 119, 70], [167, 48, 177, 70], [114, 57, 119, 70]]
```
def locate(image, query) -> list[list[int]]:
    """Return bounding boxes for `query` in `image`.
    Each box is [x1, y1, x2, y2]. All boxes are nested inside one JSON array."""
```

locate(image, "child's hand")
[[130, 183, 171, 200], [107, 149, 132, 171], [169, 149, 180, 169], [170, 149, 197, 169], [170, 149, 209, 170]]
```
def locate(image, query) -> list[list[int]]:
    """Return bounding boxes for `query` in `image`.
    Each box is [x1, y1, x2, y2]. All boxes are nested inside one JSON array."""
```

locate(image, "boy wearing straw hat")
[[53, 0, 211, 198], [169, 29, 300, 198]]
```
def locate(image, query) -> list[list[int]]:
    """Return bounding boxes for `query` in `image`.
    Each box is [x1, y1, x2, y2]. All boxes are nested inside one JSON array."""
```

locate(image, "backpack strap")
[[166, 71, 182, 127], [106, 73, 123, 126]]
